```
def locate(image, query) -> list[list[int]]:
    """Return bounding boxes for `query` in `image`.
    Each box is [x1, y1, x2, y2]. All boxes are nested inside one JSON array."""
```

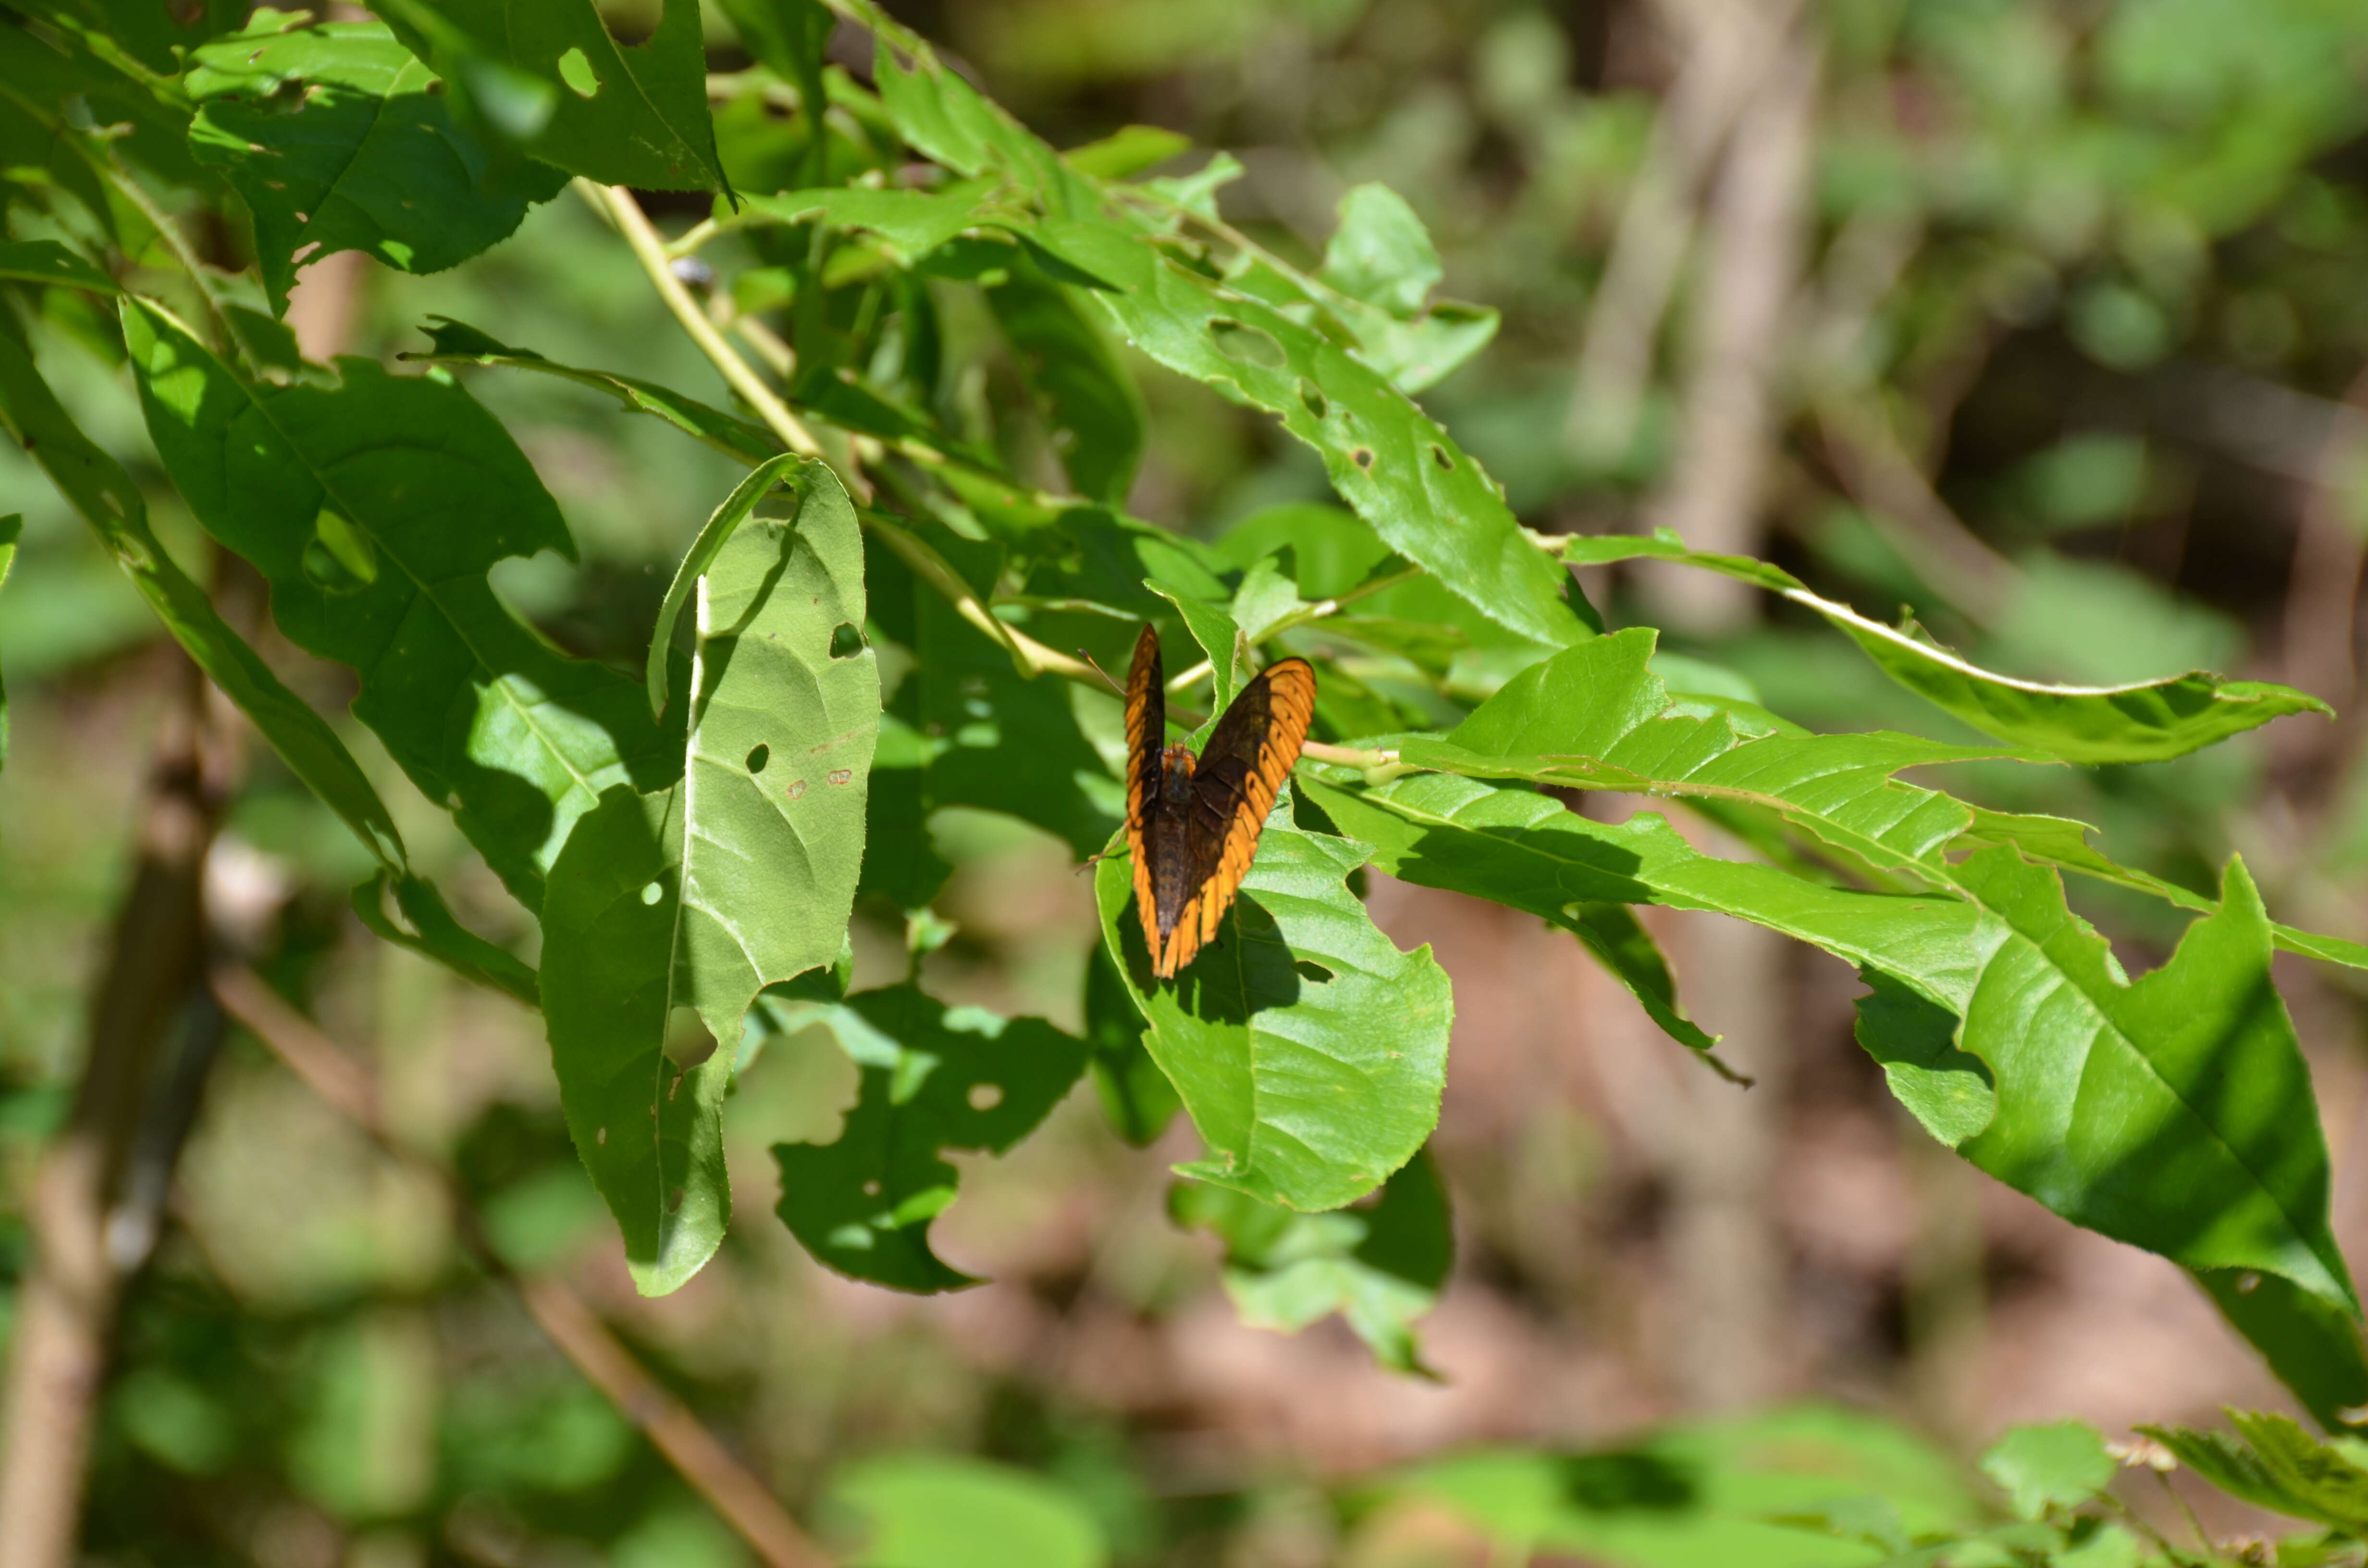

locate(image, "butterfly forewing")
[[1122, 624, 1316, 979]]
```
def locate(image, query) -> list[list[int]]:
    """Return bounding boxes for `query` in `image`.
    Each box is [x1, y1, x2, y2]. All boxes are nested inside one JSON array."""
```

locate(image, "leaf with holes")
[[1171, 1150, 1452, 1375], [124, 299, 670, 906], [185, 12, 566, 313], [371, 0, 729, 194], [542, 473, 876, 1293], [772, 984, 1087, 1291], [1560, 530, 2330, 765], [1094, 806, 1451, 1211], [0, 322, 408, 870]]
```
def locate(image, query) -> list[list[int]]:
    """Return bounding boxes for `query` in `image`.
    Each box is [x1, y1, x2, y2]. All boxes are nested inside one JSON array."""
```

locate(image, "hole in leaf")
[[555, 46, 600, 98], [300, 509, 377, 594], [1297, 379, 1327, 419], [664, 1007, 716, 1066], [829, 622, 863, 658], [1430, 444, 1455, 470], [1351, 447, 1375, 470], [1294, 959, 1335, 984], [1208, 317, 1287, 370], [862, 1179, 882, 1197], [746, 743, 769, 774], [596, 1127, 608, 1146], [640, 880, 665, 906], [967, 1082, 1004, 1112]]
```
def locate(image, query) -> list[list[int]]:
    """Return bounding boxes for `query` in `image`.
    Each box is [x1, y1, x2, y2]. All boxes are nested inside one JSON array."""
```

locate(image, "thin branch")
[[578, 180, 825, 460], [208, 966, 834, 1568]]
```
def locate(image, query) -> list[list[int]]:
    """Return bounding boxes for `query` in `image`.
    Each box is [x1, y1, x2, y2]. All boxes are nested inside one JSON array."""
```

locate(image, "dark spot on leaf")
[[669, 1186, 684, 1212], [1298, 380, 1327, 419], [1352, 448, 1374, 470], [1208, 317, 1287, 370], [827, 769, 853, 785], [746, 743, 769, 773], [830, 622, 863, 658], [785, 779, 807, 800], [1430, 444, 1454, 470], [1294, 959, 1336, 983]]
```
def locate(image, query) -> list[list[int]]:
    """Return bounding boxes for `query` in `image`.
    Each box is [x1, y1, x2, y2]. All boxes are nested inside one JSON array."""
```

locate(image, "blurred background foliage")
[[8, 0, 2368, 1563]]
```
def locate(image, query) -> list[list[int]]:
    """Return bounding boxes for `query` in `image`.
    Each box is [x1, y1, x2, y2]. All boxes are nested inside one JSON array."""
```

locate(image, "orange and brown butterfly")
[[1123, 625, 1317, 979]]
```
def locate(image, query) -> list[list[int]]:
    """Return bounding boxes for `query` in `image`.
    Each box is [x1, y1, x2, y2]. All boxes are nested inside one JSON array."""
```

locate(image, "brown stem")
[[0, 649, 236, 1568], [206, 968, 835, 1568]]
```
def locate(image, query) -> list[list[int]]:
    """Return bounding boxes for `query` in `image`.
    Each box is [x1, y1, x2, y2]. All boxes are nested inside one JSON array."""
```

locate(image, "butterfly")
[[1124, 625, 1317, 979]]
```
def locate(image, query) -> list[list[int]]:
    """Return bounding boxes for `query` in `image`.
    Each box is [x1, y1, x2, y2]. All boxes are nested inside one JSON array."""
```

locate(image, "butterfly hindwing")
[[1124, 625, 1167, 967]]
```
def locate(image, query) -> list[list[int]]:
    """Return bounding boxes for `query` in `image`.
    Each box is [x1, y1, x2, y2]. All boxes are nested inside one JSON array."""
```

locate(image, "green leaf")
[[1024, 214, 1584, 650], [830, 1454, 1108, 1568], [713, 0, 832, 184], [1979, 1422, 2115, 1519], [2194, 1272, 2368, 1433], [0, 513, 16, 769], [0, 240, 117, 294], [1564, 901, 1725, 1062], [1560, 531, 2328, 763], [1949, 849, 2356, 1312], [0, 322, 407, 870], [185, 13, 565, 312], [370, 0, 729, 194], [124, 298, 668, 906], [403, 316, 777, 464], [1319, 184, 1440, 318], [1171, 1149, 1452, 1375], [721, 184, 996, 266], [1147, 583, 1245, 711], [772, 984, 1088, 1290], [541, 467, 877, 1293], [350, 871, 537, 1004], [2138, 1412, 2368, 1530], [1093, 807, 1453, 1211], [1065, 124, 1190, 180], [1083, 941, 1177, 1147], [982, 253, 1145, 506]]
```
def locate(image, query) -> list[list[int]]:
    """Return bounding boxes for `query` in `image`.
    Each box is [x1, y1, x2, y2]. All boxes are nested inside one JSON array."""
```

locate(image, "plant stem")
[[579, 180, 825, 460]]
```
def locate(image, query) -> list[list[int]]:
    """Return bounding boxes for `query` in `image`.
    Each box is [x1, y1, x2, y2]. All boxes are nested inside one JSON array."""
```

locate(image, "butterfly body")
[[1123, 626, 1316, 979]]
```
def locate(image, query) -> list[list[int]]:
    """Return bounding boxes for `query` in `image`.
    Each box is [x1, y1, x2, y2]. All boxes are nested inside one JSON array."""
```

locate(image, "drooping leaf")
[[0, 322, 407, 870], [772, 984, 1087, 1290], [541, 470, 877, 1293], [1170, 1150, 1452, 1375], [1979, 1422, 2116, 1520], [981, 252, 1146, 505], [351, 870, 537, 1004], [404, 315, 777, 463], [124, 298, 670, 906], [1147, 583, 1244, 711], [1561, 530, 2330, 764], [185, 12, 566, 312], [829, 1455, 1109, 1568], [1094, 806, 1453, 1211], [370, 0, 730, 194], [645, 453, 802, 717]]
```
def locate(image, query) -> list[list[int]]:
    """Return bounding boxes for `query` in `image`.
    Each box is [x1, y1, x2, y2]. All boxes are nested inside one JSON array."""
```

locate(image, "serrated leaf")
[[772, 984, 1087, 1290], [0, 240, 116, 294], [542, 476, 876, 1293], [403, 315, 777, 463], [0, 323, 407, 869], [377, 0, 726, 191], [1171, 1150, 1451, 1375], [351, 870, 537, 1004], [1093, 807, 1452, 1211], [1560, 530, 2329, 764], [2138, 1413, 2368, 1528], [721, 184, 996, 265], [1023, 215, 1583, 649], [1979, 1422, 2115, 1519], [185, 13, 565, 312], [124, 298, 669, 906]]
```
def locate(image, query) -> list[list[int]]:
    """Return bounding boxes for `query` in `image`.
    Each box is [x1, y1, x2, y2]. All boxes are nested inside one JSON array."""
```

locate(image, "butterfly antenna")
[[1077, 648, 1127, 696]]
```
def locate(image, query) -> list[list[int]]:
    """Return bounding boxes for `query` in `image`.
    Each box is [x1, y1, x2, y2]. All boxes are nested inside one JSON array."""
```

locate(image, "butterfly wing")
[[1158, 656, 1316, 975], [1123, 625, 1167, 965]]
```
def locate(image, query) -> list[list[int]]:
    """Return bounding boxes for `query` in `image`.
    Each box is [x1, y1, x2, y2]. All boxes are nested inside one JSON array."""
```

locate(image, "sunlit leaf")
[[830, 1454, 1108, 1568], [1979, 1422, 2115, 1519], [351, 870, 536, 1004]]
